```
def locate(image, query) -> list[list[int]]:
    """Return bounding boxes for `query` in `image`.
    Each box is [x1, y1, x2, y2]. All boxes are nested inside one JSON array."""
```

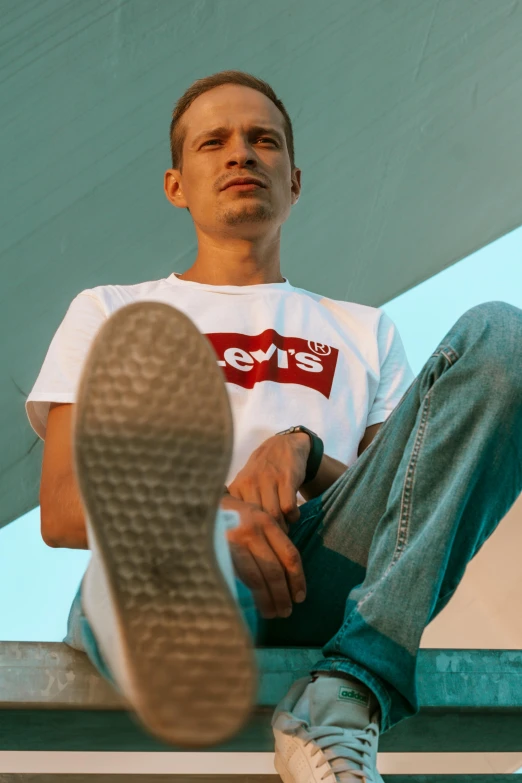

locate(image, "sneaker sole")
[[274, 753, 293, 783], [72, 301, 258, 748]]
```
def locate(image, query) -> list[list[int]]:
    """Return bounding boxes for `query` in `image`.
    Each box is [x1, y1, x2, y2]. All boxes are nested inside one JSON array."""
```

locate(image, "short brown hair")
[[169, 70, 296, 213]]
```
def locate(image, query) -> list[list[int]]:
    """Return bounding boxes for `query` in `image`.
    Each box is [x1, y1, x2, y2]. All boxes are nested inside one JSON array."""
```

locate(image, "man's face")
[[165, 84, 301, 235]]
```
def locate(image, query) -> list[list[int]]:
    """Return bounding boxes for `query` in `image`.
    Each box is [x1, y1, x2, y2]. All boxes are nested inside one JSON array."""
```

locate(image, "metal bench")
[[0, 643, 521, 781]]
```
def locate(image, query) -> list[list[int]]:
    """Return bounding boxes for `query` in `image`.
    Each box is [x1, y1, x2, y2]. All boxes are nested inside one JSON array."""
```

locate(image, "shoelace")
[[284, 718, 379, 782]]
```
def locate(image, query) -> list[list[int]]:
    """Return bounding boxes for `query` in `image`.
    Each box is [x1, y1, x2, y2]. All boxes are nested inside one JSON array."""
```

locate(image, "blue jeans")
[[64, 301, 522, 734]]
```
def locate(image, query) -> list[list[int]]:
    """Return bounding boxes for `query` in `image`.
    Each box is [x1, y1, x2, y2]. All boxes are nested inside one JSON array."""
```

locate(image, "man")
[[26, 72, 522, 783]]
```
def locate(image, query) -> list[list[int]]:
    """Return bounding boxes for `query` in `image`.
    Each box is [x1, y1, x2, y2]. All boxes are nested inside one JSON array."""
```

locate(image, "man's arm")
[[299, 423, 382, 501], [357, 422, 382, 457], [40, 402, 89, 549]]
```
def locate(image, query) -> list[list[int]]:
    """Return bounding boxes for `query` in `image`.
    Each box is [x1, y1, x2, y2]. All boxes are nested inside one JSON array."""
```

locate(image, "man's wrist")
[[286, 431, 312, 454], [277, 427, 322, 479]]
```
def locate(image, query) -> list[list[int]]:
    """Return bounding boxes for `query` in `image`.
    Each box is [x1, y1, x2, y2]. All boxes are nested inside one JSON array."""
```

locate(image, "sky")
[[1, 224, 521, 774]]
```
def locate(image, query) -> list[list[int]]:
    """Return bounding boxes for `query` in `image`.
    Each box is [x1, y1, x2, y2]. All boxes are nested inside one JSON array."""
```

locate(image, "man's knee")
[[456, 301, 522, 394], [464, 300, 522, 327], [459, 300, 522, 352]]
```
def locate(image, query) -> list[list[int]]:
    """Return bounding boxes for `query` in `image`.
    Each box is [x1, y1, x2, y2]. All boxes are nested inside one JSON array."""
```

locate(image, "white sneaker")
[[272, 673, 383, 782], [74, 301, 257, 748]]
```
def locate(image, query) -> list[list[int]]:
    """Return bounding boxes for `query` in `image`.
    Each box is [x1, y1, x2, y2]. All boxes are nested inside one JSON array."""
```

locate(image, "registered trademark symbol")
[[307, 341, 331, 356]]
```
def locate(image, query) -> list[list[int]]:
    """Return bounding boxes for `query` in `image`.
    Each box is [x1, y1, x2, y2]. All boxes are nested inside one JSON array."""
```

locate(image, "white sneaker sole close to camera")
[[73, 301, 258, 748]]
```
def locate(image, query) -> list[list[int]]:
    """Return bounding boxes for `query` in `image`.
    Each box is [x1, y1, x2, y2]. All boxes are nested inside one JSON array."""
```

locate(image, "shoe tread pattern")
[[73, 301, 257, 747]]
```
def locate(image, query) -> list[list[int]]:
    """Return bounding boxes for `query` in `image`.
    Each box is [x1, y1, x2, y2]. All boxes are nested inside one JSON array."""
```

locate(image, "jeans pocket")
[[296, 494, 323, 523], [290, 498, 322, 547]]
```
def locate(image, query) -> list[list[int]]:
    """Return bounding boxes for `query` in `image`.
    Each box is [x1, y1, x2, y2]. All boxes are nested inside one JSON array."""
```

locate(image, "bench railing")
[[0, 643, 521, 781]]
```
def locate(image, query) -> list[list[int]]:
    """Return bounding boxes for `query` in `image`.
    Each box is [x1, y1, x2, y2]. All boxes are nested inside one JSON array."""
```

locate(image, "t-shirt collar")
[[167, 272, 292, 293]]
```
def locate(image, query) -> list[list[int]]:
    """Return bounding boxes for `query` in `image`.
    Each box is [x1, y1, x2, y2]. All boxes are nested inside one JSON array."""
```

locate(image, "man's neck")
[[176, 267, 285, 286]]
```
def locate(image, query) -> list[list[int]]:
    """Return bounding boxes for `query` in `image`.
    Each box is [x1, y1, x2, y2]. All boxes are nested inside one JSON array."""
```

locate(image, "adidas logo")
[[337, 685, 370, 708]]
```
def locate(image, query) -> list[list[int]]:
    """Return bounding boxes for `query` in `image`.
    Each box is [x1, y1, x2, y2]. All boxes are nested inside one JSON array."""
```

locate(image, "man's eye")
[[202, 138, 276, 147]]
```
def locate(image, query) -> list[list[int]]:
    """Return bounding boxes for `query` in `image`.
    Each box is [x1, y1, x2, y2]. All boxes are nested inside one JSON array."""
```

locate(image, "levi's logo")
[[205, 329, 338, 399]]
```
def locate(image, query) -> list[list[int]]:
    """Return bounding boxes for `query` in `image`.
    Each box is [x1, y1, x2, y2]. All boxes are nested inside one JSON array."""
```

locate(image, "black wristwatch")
[[276, 425, 324, 484]]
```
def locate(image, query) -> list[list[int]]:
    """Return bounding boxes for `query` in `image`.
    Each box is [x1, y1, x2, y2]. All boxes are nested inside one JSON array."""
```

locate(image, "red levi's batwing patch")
[[205, 329, 339, 399]]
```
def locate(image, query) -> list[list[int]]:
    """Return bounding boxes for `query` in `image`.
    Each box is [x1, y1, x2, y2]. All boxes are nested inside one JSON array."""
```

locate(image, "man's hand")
[[227, 433, 311, 534], [220, 493, 307, 619]]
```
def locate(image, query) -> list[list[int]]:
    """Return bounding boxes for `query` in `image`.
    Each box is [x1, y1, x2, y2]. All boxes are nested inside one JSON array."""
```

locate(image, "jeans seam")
[[353, 344, 458, 616], [356, 387, 433, 612]]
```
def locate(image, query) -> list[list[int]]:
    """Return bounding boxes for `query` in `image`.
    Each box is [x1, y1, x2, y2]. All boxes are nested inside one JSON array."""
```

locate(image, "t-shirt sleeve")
[[25, 291, 107, 440], [365, 310, 416, 427]]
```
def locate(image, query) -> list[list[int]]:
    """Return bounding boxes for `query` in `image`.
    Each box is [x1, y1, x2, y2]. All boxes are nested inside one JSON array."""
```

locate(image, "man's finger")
[[227, 522, 294, 617], [261, 482, 289, 533], [232, 482, 262, 510], [262, 518, 307, 605], [246, 533, 295, 618], [279, 483, 301, 524], [226, 540, 278, 618]]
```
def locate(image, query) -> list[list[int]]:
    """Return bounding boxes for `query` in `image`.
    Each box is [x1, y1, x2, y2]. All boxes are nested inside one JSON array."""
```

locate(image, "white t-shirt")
[[26, 273, 415, 504]]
